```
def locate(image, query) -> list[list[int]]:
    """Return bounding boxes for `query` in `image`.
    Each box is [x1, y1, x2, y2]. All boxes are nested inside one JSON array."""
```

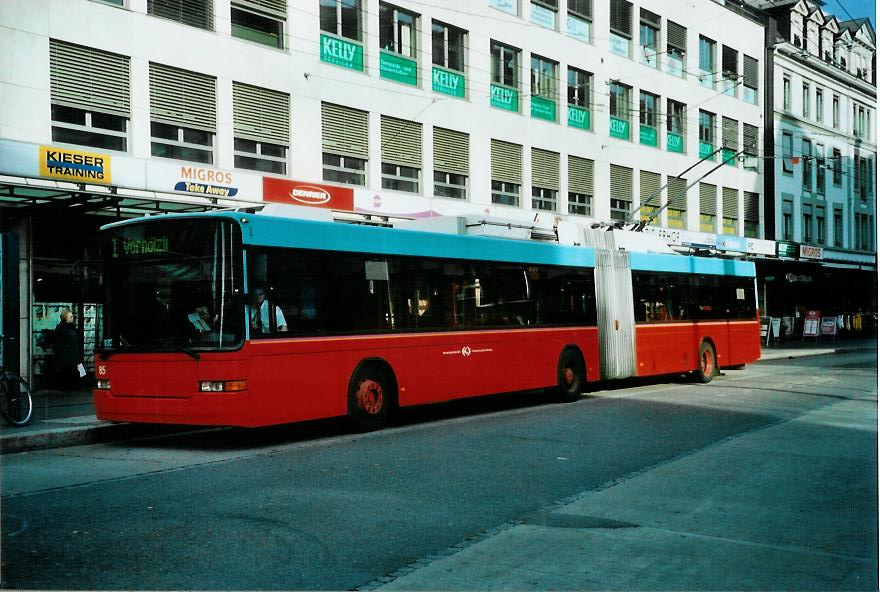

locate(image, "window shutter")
[[381, 116, 422, 168], [722, 187, 738, 218], [667, 21, 686, 52], [640, 170, 661, 205], [433, 127, 469, 175], [233, 0, 287, 20], [149, 62, 216, 131], [491, 140, 522, 184], [233, 82, 290, 145], [609, 0, 632, 37], [50, 40, 131, 117], [744, 191, 759, 222], [568, 155, 593, 195], [743, 123, 759, 153], [722, 45, 738, 76], [699, 182, 717, 215], [722, 117, 739, 149], [531, 148, 560, 189], [743, 55, 758, 89], [148, 0, 214, 30], [321, 102, 369, 158], [667, 176, 687, 210], [610, 164, 633, 200], [640, 8, 660, 26], [568, 0, 592, 20]]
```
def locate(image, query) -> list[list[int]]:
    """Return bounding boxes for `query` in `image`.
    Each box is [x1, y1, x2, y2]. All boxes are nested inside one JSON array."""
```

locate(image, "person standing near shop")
[[54, 308, 83, 389]]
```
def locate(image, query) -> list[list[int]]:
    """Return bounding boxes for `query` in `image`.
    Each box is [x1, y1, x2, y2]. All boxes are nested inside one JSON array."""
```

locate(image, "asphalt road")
[[2, 351, 877, 590]]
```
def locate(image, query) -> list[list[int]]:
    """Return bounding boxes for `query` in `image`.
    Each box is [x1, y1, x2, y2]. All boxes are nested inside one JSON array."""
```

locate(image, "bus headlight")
[[96, 379, 111, 390], [199, 380, 247, 392]]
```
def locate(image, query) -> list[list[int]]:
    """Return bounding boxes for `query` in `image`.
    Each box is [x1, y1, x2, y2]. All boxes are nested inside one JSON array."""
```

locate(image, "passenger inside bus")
[[250, 286, 288, 334]]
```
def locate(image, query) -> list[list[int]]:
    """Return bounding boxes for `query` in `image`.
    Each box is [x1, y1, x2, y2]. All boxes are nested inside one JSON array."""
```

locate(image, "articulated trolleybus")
[[94, 209, 760, 430]]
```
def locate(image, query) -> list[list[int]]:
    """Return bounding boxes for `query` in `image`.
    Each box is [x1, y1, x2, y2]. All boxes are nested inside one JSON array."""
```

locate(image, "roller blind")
[[233, 82, 290, 145], [321, 102, 369, 158], [568, 155, 593, 194], [610, 164, 632, 200], [744, 191, 759, 222], [722, 117, 739, 149], [667, 176, 687, 210], [148, 0, 214, 30], [531, 148, 560, 189], [743, 123, 759, 153], [433, 127, 469, 175], [667, 21, 686, 52], [743, 55, 759, 89], [233, 0, 287, 19], [381, 116, 422, 168], [699, 182, 717, 215], [50, 39, 131, 117], [149, 62, 216, 131], [640, 8, 660, 26], [568, 0, 592, 20], [640, 170, 661, 205], [491, 140, 522, 184], [722, 187, 738, 218], [609, 0, 632, 37]]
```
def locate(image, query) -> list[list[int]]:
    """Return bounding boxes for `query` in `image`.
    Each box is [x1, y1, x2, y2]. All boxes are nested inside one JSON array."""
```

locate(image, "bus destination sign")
[[109, 236, 170, 259]]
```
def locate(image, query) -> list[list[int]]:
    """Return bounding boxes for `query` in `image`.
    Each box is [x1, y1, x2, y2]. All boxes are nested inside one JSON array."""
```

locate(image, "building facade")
[[0, 0, 868, 384]]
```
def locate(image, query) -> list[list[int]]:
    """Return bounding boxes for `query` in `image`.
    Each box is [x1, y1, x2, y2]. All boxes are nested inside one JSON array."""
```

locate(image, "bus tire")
[[348, 364, 394, 432], [557, 348, 586, 402], [697, 341, 717, 384]]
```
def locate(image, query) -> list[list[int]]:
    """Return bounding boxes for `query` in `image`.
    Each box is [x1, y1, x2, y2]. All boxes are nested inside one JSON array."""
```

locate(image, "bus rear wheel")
[[348, 365, 393, 431], [557, 349, 586, 402], [697, 341, 717, 384]]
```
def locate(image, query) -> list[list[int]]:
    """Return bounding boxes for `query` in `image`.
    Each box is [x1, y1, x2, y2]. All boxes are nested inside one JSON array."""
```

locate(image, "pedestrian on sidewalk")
[[53, 308, 83, 390]]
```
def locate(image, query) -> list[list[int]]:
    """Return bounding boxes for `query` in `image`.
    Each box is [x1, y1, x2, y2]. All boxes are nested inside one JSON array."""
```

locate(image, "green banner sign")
[[567, 106, 590, 130], [777, 241, 799, 258], [490, 84, 519, 112], [610, 117, 630, 140], [667, 132, 684, 153], [699, 141, 716, 160], [722, 148, 738, 166], [640, 125, 658, 147], [380, 51, 418, 85], [320, 34, 363, 71], [432, 67, 465, 98], [531, 96, 556, 121]]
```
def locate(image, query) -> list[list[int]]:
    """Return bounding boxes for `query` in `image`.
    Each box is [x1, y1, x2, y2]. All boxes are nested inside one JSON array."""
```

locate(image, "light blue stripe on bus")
[[239, 214, 597, 268], [630, 251, 756, 277]]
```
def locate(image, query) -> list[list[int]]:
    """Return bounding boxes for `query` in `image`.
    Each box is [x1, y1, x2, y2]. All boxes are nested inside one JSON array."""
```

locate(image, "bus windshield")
[[101, 218, 244, 353]]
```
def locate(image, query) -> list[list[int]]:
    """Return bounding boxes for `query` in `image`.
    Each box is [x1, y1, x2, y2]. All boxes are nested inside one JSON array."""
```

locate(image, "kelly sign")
[[263, 178, 353, 211]]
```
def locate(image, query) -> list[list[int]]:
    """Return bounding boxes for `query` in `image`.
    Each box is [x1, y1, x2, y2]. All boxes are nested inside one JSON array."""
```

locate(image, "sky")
[[821, 0, 876, 26]]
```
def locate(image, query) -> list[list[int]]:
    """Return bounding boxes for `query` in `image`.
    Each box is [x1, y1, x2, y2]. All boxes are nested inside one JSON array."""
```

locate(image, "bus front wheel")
[[557, 349, 586, 402], [348, 365, 393, 431], [697, 341, 717, 384]]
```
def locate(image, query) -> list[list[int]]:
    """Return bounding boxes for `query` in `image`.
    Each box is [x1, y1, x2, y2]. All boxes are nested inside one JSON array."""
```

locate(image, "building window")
[[698, 110, 715, 153], [666, 21, 686, 77], [667, 176, 687, 229], [639, 91, 659, 147], [321, 102, 368, 185], [433, 127, 468, 199], [721, 45, 738, 96], [698, 36, 715, 88], [231, 1, 285, 48], [639, 9, 660, 68], [49, 40, 131, 153], [699, 182, 716, 233], [609, 164, 633, 221], [815, 88, 824, 124], [490, 40, 521, 113], [380, 3, 418, 58], [148, 0, 213, 30], [742, 55, 758, 104], [833, 207, 843, 247], [782, 199, 793, 241], [432, 20, 466, 72], [782, 75, 791, 111], [567, 0, 592, 43], [640, 170, 661, 223], [744, 191, 759, 238], [381, 115, 422, 193], [667, 99, 685, 153], [802, 139, 812, 190], [530, 0, 558, 30], [149, 62, 216, 164], [531, 54, 558, 121], [491, 139, 522, 206], [232, 82, 289, 174], [743, 123, 759, 172], [567, 67, 592, 108], [721, 117, 738, 166], [832, 148, 842, 185], [531, 148, 560, 211], [815, 144, 825, 195], [802, 206, 813, 244], [833, 95, 840, 128], [320, 0, 361, 41], [568, 154, 593, 216], [782, 131, 793, 174], [802, 83, 810, 118], [816, 206, 826, 245], [609, 0, 632, 57], [609, 82, 631, 140]]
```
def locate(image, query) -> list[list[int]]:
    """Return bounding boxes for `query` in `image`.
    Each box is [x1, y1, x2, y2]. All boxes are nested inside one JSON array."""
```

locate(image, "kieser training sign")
[[39, 146, 111, 184], [262, 178, 354, 211]]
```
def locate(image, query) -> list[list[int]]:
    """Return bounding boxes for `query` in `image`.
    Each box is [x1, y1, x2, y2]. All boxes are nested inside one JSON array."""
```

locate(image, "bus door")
[[594, 250, 636, 379]]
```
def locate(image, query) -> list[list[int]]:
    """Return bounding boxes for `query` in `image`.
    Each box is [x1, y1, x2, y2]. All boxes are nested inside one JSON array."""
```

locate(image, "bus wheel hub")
[[564, 367, 574, 386], [356, 379, 383, 415]]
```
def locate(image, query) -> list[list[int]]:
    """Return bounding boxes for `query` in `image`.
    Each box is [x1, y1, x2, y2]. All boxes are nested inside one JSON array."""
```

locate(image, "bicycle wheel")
[[0, 374, 34, 426]]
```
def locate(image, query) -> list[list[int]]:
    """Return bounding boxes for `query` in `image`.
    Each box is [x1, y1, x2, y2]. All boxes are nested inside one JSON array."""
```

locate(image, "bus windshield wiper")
[[161, 338, 201, 360]]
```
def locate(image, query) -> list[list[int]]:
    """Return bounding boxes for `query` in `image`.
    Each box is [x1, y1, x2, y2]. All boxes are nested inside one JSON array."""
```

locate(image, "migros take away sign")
[[39, 146, 111, 184]]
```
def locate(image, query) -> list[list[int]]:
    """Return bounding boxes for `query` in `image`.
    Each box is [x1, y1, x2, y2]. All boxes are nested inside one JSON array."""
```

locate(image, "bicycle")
[[0, 366, 33, 426]]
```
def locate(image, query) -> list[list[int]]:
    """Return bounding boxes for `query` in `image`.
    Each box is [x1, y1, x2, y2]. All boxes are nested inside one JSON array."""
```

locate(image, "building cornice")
[[775, 44, 877, 99]]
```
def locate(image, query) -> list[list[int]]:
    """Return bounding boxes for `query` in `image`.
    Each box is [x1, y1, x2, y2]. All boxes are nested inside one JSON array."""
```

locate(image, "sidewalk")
[[2, 337, 876, 455]]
